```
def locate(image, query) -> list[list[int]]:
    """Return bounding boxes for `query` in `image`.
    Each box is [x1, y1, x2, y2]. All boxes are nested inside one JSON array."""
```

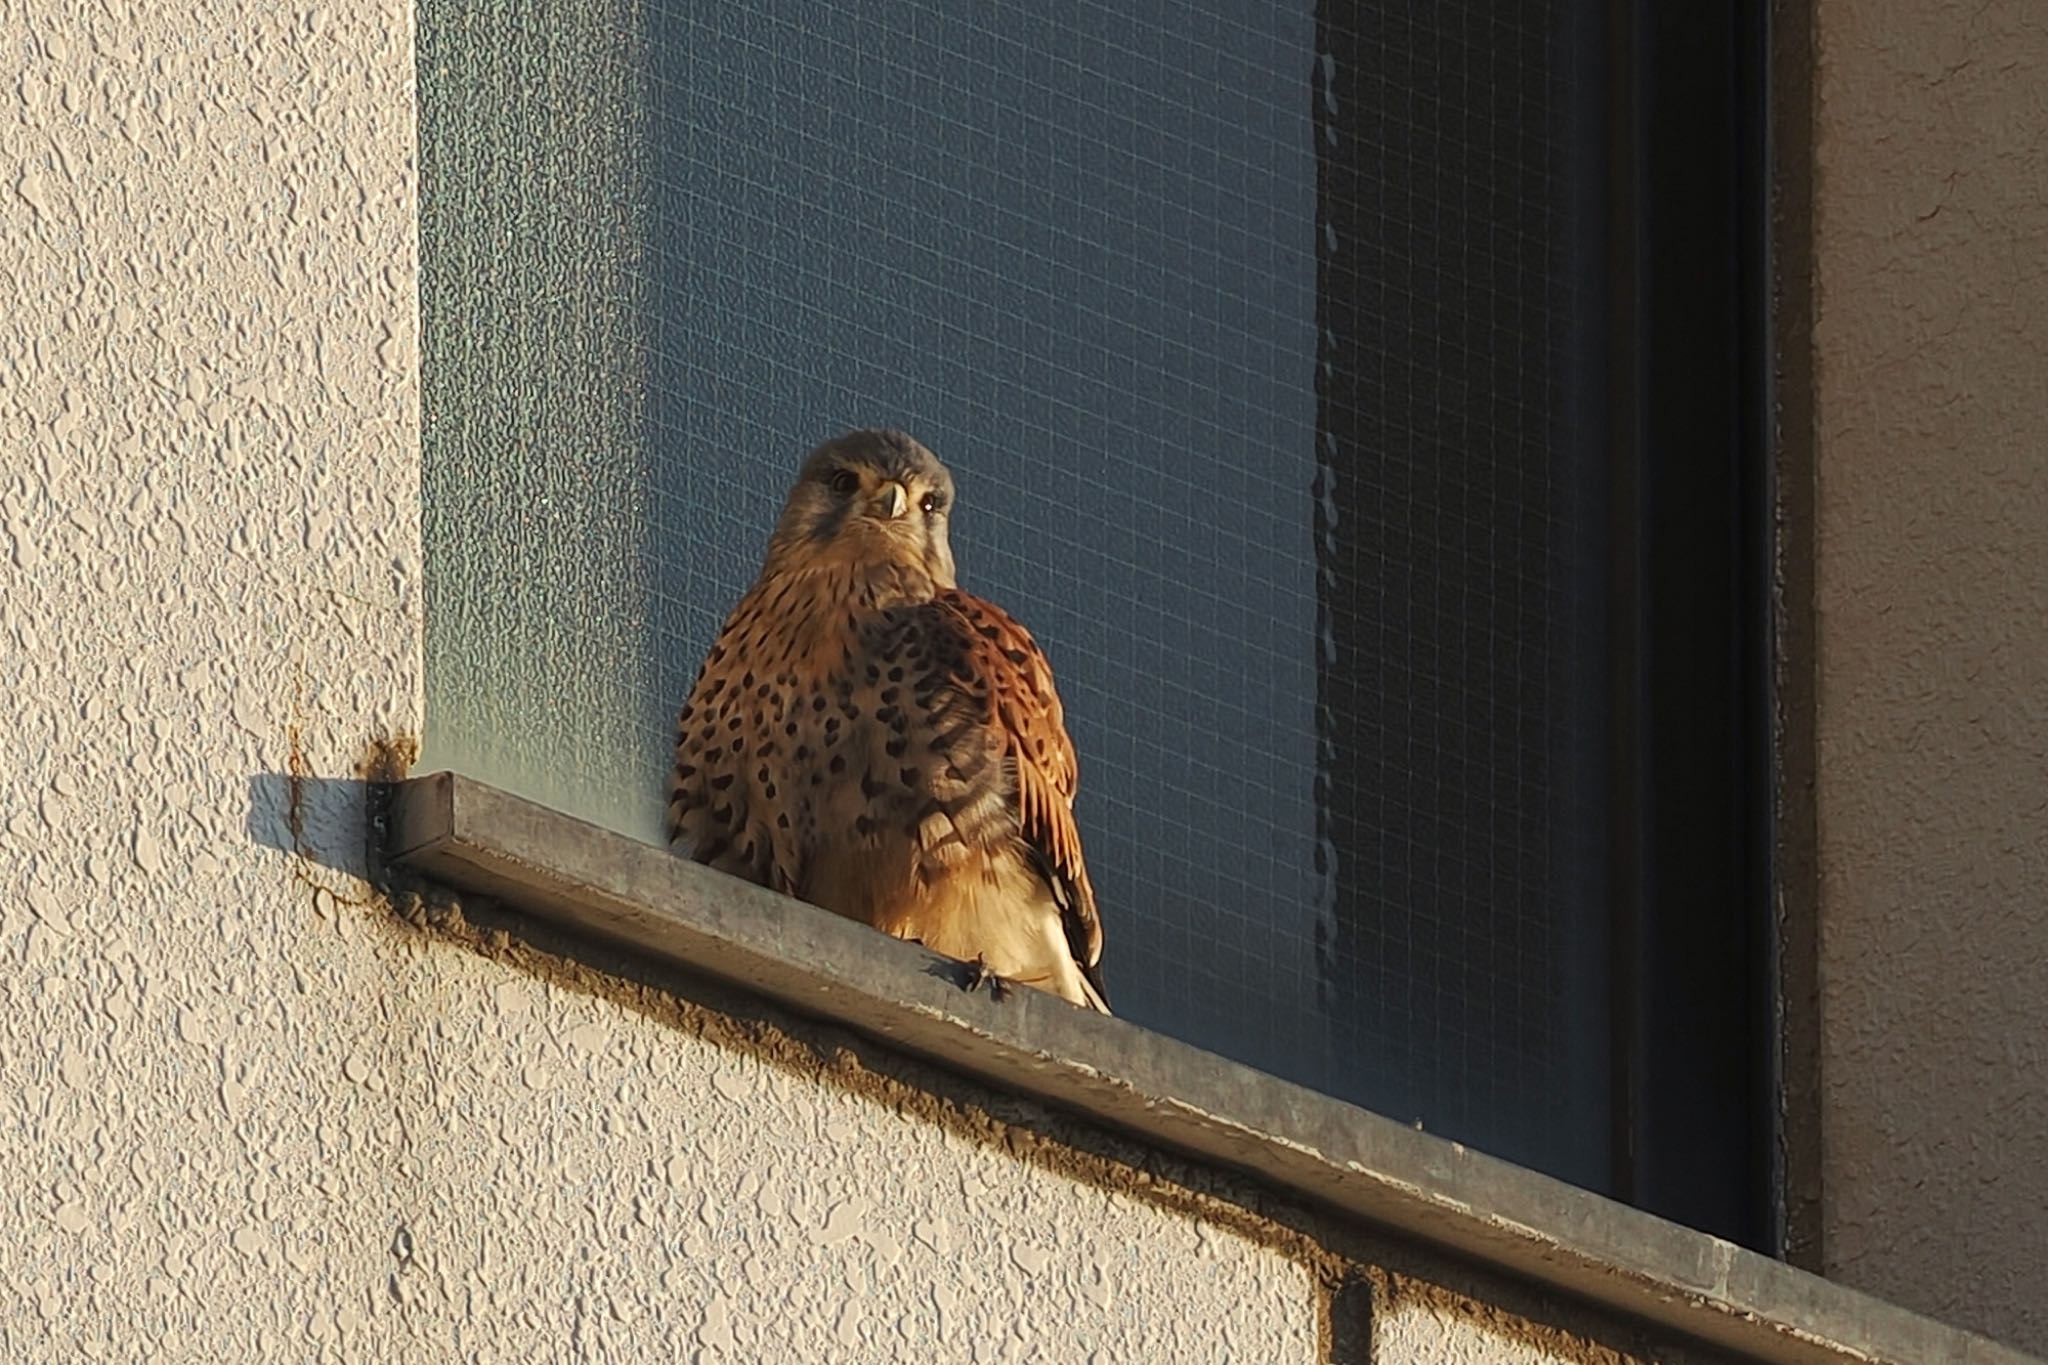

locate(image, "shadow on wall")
[[1330, 1278, 1372, 1363], [246, 771, 378, 882]]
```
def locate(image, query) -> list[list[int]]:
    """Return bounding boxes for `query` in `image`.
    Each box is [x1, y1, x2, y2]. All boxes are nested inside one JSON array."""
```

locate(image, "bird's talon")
[[963, 954, 1011, 1001]]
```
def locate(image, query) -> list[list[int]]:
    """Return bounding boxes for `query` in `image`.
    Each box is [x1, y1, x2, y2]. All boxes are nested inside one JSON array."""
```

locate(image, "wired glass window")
[[421, 0, 1617, 1190]]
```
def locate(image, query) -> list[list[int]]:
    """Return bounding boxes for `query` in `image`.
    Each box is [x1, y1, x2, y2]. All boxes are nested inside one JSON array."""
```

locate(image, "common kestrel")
[[666, 429, 1108, 1012]]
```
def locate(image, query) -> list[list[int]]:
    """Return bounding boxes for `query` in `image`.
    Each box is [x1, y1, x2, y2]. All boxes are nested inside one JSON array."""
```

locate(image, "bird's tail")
[[1078, 962, 1111, 1014]]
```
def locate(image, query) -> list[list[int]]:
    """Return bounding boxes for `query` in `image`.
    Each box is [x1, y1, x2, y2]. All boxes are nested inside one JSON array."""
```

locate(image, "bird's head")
[[764, 429, 959, 589]]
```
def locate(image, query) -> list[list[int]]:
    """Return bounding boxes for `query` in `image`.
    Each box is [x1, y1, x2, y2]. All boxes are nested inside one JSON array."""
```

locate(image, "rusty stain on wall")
[[279, 658, 422, 917]]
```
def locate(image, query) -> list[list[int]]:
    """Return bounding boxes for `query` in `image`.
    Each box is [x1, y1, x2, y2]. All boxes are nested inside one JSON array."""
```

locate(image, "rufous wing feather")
[[928, 590, 1105, 991]]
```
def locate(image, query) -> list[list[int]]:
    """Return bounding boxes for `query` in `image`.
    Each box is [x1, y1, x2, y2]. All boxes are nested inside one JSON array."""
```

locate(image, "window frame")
[[1603, 0, 1777, 1250], [412, 0, 1787, 1252]]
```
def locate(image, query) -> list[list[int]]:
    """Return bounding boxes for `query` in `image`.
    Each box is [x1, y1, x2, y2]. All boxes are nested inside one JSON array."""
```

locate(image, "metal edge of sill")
[[385, 771, 2036, 1365]]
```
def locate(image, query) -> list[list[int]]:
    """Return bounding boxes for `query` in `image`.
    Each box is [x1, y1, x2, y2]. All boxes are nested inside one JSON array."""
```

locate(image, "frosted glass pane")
[[419, 0, 659, 836]]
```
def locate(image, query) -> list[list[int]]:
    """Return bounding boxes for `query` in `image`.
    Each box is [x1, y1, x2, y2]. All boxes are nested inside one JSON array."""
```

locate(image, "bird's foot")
[[962, 954, 1011, 1002]]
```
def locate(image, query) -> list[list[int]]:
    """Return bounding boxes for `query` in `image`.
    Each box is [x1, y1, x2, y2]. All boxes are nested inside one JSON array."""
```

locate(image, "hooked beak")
[[870, 481, 910, 521]]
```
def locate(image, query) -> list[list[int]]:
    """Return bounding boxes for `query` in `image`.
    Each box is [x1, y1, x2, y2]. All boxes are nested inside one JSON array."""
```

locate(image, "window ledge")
[[388, 772, 2034, 1365]]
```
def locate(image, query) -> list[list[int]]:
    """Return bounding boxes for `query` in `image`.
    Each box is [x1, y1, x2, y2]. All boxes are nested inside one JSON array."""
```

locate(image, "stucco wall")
[[1812, 0, 2048, 1352], [0, 3, 1698, 1363]]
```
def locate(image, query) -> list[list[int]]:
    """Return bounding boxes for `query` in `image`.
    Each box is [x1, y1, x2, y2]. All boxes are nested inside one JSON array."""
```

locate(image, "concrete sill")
[[388, 772, 2032, 1365]]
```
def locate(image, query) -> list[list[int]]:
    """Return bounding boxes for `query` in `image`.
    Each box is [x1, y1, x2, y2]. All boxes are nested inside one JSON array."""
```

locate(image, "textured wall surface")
[[1370, 1281, 1705, 1365], [1813, 0, 2048, 1352]]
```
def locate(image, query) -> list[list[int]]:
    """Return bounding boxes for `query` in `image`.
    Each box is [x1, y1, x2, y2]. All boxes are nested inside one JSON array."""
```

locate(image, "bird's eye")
[[920, 493, 944, 516], [828, 469, 860, 496]]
